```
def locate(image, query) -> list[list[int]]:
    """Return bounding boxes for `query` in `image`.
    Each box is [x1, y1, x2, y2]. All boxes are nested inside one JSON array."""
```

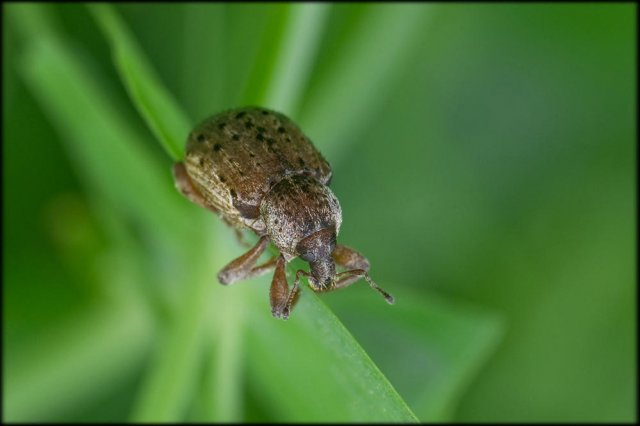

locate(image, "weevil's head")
[[296, 227, 337, 288], [261, 174, 342, 285]]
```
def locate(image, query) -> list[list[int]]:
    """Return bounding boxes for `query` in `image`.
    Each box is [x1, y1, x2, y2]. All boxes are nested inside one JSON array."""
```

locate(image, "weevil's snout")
[[296, 228, 337, 289], [308, 258, 336, 288]]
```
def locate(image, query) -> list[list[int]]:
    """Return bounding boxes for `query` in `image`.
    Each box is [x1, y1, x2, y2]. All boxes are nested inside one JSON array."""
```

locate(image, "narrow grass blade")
[[262, 3, 331, 115], [239, 4, 291, 106], [244, 282, 419, 422], [18, 36, 195, 246], [299, 4, 431, 159], [326, 287, 505, 421], [129, 223, 221, 421], [179, 4, 227, 120], [87, 3, 190, 161], [17, 20, 216, 422]]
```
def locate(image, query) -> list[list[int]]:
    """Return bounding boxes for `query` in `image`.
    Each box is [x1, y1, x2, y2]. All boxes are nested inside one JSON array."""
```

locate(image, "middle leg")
[[217, 235, 276, 285]]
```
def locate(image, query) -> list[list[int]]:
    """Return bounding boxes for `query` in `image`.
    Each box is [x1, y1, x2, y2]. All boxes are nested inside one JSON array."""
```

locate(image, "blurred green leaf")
[[262, 3, 331, 114], [17, 35, 194, 247], [326, 288, 505, 421], [4, 239, 154, 421], [299, 4, 431, 159], [179, 4, 227, 120], [238, 4, 291, 106], [16, 16, 215, 421], [5, 300, 153, 422], [87, 3, 190, 161]]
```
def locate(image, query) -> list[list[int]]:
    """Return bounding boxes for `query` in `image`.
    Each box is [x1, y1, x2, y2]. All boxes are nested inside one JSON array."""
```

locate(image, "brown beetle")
[[173, 106, 393, 319]]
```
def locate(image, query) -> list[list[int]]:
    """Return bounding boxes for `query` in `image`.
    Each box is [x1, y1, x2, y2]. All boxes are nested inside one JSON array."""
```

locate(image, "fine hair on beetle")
[[173, 106, 394, 319]]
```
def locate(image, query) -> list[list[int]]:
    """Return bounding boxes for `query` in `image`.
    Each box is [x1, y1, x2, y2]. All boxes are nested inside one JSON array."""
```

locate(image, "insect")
[[173, 106, 394, 319]]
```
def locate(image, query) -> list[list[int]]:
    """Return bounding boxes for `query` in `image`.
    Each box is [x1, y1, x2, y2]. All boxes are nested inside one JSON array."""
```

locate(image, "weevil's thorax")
[[260, 174, 342, 261]]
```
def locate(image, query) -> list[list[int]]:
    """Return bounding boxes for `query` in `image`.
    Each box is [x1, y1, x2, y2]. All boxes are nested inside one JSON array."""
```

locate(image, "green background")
[[3, 3, 636, 422]]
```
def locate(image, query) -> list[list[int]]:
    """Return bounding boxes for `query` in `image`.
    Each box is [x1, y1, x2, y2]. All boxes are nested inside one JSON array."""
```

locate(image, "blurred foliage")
[[3, 2, 636, 423]]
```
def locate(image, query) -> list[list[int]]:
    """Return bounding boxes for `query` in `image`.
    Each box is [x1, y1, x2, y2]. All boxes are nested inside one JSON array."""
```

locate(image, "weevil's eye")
[[299, 250, 316, 263]]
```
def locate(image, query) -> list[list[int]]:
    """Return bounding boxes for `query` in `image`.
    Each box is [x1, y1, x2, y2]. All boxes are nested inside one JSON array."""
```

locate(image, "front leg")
[[270, 256, 307, 320], [327, 244, 394, 304], [332, 244, 370, 270], [330, 243, 370, 287]]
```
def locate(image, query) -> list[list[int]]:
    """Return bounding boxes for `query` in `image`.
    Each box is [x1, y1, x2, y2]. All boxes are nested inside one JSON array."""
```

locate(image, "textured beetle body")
[[261, 174, 342, 261], [183, 107, 332, 236], [174, 106, 393, 319]]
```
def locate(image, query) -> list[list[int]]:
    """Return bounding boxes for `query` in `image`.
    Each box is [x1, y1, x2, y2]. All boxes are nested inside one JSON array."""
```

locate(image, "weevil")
[[173, 106, 393, 319]]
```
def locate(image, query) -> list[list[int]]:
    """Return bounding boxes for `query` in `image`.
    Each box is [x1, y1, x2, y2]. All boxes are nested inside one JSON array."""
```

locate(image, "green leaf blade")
[[87, 3, 190, 160], [244, 284, 419, 422], [326, 287, 505, 421]]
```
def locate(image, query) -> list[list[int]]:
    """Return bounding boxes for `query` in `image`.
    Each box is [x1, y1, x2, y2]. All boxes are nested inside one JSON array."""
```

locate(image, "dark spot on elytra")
[[267, 138, 275, 147], [235, 111, 246, 119], [286, 136, 292, 142], [262, 110, 269, 115], [249, 152, 255, 157], [232, 134, 240, 141], [245, 121, 253, 129], [256, 133, 265, 142], [219, 175, 226, 183], [218, 122, 226, 130], [277, 126, 285, 133], [196, 134, 205, 143], [213, 143, 222, 152], [257, 126, 266, 133], [230, 189, 237, 198], [199, 158, 204, 166], [298, 157, 306, 167], [274, 219, 279, 225]]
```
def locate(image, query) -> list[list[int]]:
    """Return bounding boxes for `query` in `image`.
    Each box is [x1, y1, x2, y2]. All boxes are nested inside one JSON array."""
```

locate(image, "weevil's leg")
[[173, 162, 219, 215], [325, 245, 394, 304], [331, 243, 370, 287], [332, 244, 371, 271], [247, 255, 279, 279], [270, 257, 307, 319], [270, 256, 289, 319], [329, 269, 394, 304], [217, 235, 274, 285], [284, 269, 311, 315]]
